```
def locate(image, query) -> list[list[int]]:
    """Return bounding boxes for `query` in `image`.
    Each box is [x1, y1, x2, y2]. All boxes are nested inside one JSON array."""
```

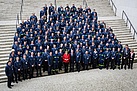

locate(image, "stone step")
[[0, 68, 5, 73], [0, 33, 14, 36], [128, 44, 137, 47], [0, 64, 6, 69], [0, 72, 5, 76], [0, 47, 12, 51], [0, 54, 9, 58], [0, 35, 14, 38], [0, 61, 8, 65], [0, 76, 7, 82], [117, 37, 133, 40], [113, 30, 130, 33], [0, 31, 15, 34], [0, 38, 13, 42], [121, 41, 136, 45], [115, 33, 132, 38], [0, 51, 11, 55], [115, 34, 132, 37], [0, 45, 12, 48], [0, 58, 9, 62], [0, 42, 13, 45], [120, 39, 136, 42]]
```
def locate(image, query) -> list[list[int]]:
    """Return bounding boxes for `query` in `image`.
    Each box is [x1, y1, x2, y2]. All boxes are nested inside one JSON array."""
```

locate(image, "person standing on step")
[[128, 49, 135, 69], [28, 52, 36, 78], [69, 49, 75, 72], [104, 48, 111, 70], [5, 61, 14, 89], [75, 49, 81, 72], [83, 51, 91, 70], [62, 51, 70, 73], [53, 50, 60, 74], [121, 44, 130, 70], [110, 48, 117, 70], [21, 54, 29, 80], [92, 48, 98, 69], [47, 52, 53, 75], [98, 49, 104, 70], [36, 52, 43, 77], [116, 48, 122, 70], [14, 56, 22, 83]]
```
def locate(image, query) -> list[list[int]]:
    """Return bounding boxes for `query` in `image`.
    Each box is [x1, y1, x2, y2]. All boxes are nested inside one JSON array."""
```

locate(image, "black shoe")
[[11, 85, 14, 87], [8, 86, 12, 89], [16, 81, 18, 83], [19, 80, 22, 82]]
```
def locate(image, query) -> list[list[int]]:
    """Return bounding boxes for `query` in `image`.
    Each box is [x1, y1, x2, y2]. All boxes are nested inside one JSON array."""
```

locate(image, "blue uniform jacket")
[[14, 61, 22, 72], [36, 56, 43, 66], [5, 64, 13, 77], [83, 54, 91, 64]]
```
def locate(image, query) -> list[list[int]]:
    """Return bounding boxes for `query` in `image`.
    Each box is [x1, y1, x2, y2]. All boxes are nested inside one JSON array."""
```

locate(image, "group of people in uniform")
[[5, 3, 135, 89]]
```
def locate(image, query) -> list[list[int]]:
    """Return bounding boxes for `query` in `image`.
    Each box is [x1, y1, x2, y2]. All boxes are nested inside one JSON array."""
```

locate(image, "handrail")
[[83, 0, 88, 8], [20, 0, 23, 20], [16, 0, 23, 29], [54, 0, 57, 9], [16, 14, 19, 30], [122, 11, 137, 39], [109, 0, 117, 16]]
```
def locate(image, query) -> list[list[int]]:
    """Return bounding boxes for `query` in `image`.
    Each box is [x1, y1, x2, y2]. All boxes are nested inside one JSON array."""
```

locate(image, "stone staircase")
[[0, 0, 21, 20], [99, 16, 137, 60], [0, 21, 15, 82], [0, 0, 137, 82]]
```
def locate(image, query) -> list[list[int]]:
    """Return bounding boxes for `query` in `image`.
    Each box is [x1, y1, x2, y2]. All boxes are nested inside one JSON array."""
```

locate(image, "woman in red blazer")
[[62, 51, 70, 73]]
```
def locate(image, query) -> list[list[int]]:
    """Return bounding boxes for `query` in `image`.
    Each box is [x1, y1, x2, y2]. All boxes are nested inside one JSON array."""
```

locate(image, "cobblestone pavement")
[[0, 63, 137, 91]]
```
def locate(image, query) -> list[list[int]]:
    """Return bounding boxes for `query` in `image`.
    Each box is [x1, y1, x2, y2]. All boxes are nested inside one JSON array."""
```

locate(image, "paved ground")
[[0, 63, 137, 91]]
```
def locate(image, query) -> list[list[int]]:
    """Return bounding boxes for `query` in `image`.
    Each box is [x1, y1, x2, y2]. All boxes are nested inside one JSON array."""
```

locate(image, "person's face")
[[8, 62, 11, 66]]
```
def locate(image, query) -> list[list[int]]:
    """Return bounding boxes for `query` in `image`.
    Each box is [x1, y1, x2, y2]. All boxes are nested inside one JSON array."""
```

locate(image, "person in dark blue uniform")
[[44, 4, 48, 16], [110, 48, 117, 70], [47, 52, 53, 75], [53, 50, 60, 74], [28, 52, 35, 78], [42, 49, 49, 72], [75, 49, 81, 72], [98, 49, 104, 70], [104, 48, 111, 69], [21, 54, 28, 80], [83, 51, 91, 70], [5, 61, 14, 88], [129, 49, 135, 69], [58, 49, 63, 71], [36, 52, 43, 77], [40, 7, 45, 18], [69, 49, 75, 72], [116, 48, 122, 69], [121, 44, 130, 70], [92, 48, 98, 69], [14, 56, 22, 83], [49, 3, 54, 15]]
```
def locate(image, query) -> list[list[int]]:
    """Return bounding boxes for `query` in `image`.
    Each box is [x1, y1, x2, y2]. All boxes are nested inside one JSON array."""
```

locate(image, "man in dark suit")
[[129, 49, 135, 69], [5, 61, 14, 89]]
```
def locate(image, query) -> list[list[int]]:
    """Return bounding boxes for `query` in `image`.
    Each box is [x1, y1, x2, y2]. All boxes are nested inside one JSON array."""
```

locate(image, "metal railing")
[[122, 11, 137, 39], [54, 0, 57, 9], [16, 14, 19, 29], [83, 0, 88, 8], [109, 0, 117, 16], [16, 0, 23, 29], [20, 0, 23, 20]]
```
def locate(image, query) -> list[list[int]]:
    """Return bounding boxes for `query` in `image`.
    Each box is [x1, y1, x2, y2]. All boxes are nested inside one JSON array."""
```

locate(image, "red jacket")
[[62, 53, 70, 63]]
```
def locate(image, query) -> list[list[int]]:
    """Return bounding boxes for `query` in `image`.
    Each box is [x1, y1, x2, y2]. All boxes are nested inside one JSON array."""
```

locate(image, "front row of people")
[[5, 46, 135, 88]]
